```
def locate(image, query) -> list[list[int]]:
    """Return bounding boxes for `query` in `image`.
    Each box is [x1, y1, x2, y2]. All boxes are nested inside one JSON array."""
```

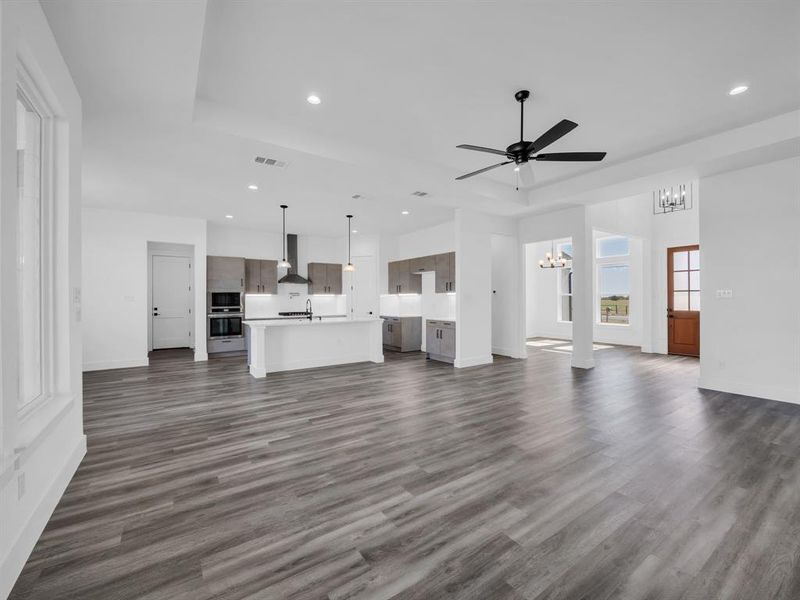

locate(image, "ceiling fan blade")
[[526, 119, 578, 154], [456, 144, 509, 157], [455, 160, 513, 180], [533, 152, 606, 162]]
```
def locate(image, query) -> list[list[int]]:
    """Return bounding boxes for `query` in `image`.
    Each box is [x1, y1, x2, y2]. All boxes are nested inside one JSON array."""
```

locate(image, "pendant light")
[[343, 214, 355, 272], [277, 204, 291, 269]]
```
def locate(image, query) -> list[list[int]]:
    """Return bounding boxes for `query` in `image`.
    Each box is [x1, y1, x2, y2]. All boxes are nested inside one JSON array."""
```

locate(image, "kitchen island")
[[244, 317, 384, 378]]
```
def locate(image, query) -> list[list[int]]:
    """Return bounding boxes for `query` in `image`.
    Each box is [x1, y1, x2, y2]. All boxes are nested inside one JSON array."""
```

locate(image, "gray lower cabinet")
[[381, 316, 422, 352], [207, 256, 245, 291], [426, 320, 456, 363], [245, 259, 278, 294], [308, 262, 343, 295]]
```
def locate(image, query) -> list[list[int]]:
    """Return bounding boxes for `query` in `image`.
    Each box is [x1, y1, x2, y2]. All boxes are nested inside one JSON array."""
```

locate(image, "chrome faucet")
[[306, 298, 313, 320]]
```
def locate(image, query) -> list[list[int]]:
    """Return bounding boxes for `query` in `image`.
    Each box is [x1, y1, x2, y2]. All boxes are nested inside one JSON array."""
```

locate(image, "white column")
[[570, 207, 594, 369], [454, 209, 493, 368]]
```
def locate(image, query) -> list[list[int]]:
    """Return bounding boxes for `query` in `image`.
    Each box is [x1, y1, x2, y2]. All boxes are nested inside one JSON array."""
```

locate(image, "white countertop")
[[244, 317, 382, 328]]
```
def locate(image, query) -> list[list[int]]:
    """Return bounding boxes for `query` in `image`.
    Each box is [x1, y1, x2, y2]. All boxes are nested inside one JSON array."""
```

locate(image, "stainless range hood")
[[278, 234, 309, 284]]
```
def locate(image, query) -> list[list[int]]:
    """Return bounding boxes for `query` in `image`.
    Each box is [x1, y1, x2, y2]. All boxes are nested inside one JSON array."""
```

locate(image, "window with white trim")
[[16, 82, 51, 412], [596, 236, 630, 326]]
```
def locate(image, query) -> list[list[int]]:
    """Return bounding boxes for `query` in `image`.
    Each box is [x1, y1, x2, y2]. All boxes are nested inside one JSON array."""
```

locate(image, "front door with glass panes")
[[667, 245, 700, 356]]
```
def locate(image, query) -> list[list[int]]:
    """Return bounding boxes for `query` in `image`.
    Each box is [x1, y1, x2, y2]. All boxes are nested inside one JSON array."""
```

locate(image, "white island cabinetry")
[[244, 318, 384, 378]]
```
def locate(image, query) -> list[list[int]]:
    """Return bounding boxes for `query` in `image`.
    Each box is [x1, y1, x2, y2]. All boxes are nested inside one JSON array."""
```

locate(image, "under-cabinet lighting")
[[247, 184, 259, 190]]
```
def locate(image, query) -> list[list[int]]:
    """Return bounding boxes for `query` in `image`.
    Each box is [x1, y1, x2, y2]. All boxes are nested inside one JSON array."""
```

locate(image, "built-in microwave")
[[208, 291, 242, 313], [208, 313, 243, 339]]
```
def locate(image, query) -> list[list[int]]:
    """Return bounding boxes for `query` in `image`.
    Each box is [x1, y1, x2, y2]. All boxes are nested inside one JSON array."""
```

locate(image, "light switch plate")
[[715, 289, 733, 299]]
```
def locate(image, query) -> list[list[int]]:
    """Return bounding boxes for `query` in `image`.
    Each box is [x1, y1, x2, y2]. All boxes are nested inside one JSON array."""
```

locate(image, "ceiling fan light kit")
[[456, 90, 607, 181]]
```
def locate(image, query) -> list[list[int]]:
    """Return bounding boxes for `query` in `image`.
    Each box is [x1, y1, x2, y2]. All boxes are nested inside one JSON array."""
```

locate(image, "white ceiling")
[[43, 0, 800, 236]]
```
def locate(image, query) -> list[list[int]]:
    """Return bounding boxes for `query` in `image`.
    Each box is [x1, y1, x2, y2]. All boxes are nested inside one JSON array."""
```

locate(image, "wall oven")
[[208, 291, 243, 313], [207, 313, 243, 339]]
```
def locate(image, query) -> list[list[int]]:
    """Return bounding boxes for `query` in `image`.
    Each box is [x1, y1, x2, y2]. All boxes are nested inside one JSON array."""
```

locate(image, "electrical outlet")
[[715, 289, 733, 299], [17, 472, 25, 499]]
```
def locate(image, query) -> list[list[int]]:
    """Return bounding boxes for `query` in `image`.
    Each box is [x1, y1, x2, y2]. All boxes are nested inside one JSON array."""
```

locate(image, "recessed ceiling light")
[[401, 210, 409, 215], [247, 184, 258, 190], [514, 166, 520, 172], [728, 85, 749, 96], [307, 95, 321, 105], [225, 215, 234, 219], [352, 229, 358, 234]]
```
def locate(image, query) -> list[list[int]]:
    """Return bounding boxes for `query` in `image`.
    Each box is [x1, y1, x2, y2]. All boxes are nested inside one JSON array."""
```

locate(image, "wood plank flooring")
[[10, 343, 800, 599]]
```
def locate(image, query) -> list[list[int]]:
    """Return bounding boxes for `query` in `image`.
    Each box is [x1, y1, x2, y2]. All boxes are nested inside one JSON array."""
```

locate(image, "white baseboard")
[[492, 346, 525, 359], [454, 355, 494, 368], [193, 350, 208, 362], [571, 357, 595, 369], [1, 434, 86, 599], [83, 357, 148, 371], [698, 376, 800, 406]]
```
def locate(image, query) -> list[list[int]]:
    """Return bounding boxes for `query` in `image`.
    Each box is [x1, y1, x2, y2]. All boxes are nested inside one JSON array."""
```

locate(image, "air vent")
[[351, 194, 363, 199], [254, 156, 289, 169], [411, 191, 428, 197]]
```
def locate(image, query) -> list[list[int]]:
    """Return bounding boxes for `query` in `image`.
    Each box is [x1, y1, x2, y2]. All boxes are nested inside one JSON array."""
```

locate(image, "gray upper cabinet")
[[245, 259, 277, 294], [207, 256, 245, 291], [308, 262, 343, 295], [326, 263, 343, 295], [409, 255, 436, 274], [389, 252, 454, 294], [387, 259, 422, 294], [434, 252, 456, 293]]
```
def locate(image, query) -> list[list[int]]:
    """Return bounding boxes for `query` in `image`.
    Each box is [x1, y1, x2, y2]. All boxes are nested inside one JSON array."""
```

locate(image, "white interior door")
[[350, 255, 377, 317], [152, 255, 192, 349]]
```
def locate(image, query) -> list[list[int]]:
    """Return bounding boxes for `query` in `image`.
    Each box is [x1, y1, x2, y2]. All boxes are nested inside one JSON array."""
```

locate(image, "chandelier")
[[539, 241, 569, 269], [653, 183, 692, 214]]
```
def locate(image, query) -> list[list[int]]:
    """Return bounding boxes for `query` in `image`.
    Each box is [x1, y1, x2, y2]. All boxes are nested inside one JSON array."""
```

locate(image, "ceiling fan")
[[455, 90, 606, 181]]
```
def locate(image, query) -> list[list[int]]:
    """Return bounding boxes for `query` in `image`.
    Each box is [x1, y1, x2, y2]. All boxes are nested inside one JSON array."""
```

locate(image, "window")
[[672, 248, 700, 311], [17, 83, 49, 412], [556, 241, 573, 322], [597, 235, 630, 258], [596, 235, 630, 325]]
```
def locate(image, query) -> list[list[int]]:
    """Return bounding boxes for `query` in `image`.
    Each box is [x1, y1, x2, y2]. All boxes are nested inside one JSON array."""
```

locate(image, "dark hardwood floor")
[[10, 343, 800, 599]]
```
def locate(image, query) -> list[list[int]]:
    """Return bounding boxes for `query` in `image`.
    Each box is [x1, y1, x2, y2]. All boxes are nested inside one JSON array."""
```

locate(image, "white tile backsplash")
[[379, 272, 456, 320], [245, 283, 346, 318]]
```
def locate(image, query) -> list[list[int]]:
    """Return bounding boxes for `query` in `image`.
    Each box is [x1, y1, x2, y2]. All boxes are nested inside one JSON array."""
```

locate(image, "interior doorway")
[[148, 242, 195, 350], [667, 244, 700, 357]]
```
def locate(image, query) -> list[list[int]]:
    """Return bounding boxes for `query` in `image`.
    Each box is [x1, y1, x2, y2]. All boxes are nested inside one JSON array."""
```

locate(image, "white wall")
[[82, 208, 208, 370], [491, 233, 523, 357], [455, 210, 494, 367], [1, 2, 85, 596], [699, 157, 800, 404]]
